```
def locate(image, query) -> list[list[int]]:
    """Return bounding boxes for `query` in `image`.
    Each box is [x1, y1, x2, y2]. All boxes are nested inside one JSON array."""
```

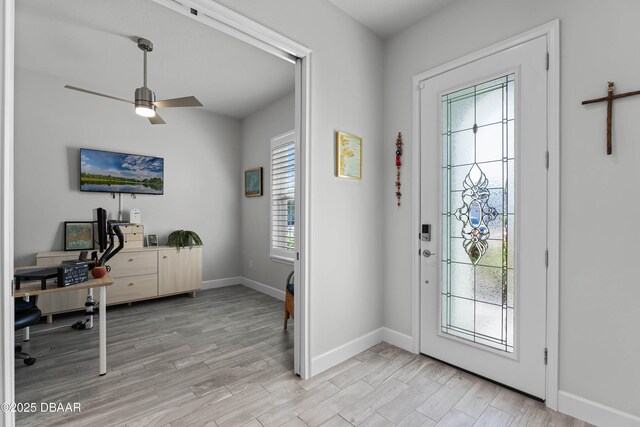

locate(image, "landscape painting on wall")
[[80, 148, 164, 195]]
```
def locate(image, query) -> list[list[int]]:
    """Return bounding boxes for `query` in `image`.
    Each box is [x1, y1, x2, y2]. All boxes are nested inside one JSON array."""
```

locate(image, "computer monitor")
[[93, 208, 107, 252]]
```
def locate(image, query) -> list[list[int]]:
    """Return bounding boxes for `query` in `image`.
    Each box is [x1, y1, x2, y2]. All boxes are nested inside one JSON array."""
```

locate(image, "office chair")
[[15, 296, 41, 366], [283, 271, 294, 330]]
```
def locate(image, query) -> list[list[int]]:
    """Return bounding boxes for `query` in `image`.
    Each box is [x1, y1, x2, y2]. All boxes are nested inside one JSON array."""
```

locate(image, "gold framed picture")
[[244, 167, 263, 197], [335, 131, 362, 180]]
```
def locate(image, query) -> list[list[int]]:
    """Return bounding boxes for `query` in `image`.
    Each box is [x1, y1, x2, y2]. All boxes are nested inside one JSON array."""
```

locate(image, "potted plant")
[[91, 260, 110, 278], [167, 230, 203, 250]]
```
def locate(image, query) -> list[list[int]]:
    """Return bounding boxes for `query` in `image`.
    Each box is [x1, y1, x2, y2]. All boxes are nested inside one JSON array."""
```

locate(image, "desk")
[[14, 270, 114, 376]]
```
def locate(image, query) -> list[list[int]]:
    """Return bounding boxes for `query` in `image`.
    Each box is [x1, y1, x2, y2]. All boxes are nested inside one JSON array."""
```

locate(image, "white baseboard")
[[201, 277, 286, 301], [201, 277, 243, 290], [311, 328, 384, 377], [558, 390, 640, 427], [382, 327, 415, 353], [241, 277, 286, 301]]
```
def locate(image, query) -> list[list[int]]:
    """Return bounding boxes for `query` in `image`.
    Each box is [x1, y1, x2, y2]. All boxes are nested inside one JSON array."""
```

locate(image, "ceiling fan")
[[64, 38, 202, 125]]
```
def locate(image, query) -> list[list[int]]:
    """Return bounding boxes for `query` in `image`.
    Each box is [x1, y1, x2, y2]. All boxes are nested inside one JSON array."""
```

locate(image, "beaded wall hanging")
[[395, 132, 403, 206]]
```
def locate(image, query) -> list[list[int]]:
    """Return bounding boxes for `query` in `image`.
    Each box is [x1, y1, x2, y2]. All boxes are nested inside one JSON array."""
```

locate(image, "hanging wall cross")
[[582, 82, 640, 155]]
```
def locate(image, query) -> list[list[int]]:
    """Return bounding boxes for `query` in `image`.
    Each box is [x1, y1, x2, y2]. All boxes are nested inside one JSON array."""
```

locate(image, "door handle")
[[422, 249, 435, 258]]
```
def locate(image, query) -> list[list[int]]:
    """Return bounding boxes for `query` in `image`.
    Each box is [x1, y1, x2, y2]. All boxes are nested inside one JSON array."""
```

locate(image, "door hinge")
[[11, 279, 14, 297], [546, 52, 549, 70], [544, 348, 548, 365], [545, 151, 550, 169], [545, 249, 549, 268], [296, 252, 299, 261], [417, 82, 425, 91]]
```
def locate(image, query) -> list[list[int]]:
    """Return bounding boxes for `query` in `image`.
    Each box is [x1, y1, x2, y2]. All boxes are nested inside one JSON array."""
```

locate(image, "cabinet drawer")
[[124, 240, 144, 249], [109, 251, 157, 278], [108, 274, 157, 305], [124, 232, 144, 242], [120, 224, 144, 234]]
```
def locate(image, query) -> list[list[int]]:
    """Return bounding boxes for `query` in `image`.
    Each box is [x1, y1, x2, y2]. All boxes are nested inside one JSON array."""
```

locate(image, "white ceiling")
[[15, 0, 295, 119], [327, 0, 453, 39]]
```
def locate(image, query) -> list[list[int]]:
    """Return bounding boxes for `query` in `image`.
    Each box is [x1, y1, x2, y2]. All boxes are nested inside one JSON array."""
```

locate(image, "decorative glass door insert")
[[441, 74, 515, 353]]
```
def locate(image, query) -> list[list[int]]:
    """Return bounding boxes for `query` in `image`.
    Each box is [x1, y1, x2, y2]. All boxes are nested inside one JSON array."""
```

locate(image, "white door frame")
[[0, 0, 312, 423], [411, 20, 560, 409], [1, 0, 15, 425], [148, 0, 312, 380]]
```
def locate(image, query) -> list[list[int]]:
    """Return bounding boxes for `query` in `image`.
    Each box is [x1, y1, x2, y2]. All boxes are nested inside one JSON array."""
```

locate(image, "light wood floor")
[[15, 285, 590, 427]]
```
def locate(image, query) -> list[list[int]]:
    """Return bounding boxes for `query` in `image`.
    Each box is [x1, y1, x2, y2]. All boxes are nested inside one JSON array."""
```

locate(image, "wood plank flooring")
[[15, 285, 590, 426]]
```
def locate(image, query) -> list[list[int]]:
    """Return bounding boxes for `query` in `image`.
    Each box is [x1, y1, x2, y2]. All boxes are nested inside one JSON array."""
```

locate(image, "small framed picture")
[[64, 221, 95, 251], [335, 131, 362, 180], [146, 234, 158, 247], [244, 167, 263, 197]]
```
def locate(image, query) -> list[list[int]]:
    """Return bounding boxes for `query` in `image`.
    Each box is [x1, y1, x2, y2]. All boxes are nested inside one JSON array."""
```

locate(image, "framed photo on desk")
[[64, 221, 94, 251]]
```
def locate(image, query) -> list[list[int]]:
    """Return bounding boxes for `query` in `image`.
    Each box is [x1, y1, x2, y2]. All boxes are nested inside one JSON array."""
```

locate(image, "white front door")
[[419, 36, 548, 399]]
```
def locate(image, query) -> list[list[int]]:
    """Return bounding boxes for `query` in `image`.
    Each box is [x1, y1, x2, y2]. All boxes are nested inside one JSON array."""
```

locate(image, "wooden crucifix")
[[582, 82, 640, 155]]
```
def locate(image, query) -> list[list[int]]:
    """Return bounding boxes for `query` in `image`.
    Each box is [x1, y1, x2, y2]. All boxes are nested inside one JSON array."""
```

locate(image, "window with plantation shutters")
[[270, 131, 296, 262]]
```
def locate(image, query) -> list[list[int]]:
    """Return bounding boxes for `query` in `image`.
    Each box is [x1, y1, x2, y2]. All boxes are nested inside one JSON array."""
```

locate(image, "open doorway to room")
[[6, 0, 309, 424]]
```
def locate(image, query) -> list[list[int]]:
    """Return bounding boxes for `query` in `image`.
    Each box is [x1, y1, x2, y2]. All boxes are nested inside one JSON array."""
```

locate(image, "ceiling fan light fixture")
[[135, 105, 156, 118], [135, 86, 156, 118], [64, 38, 202, 125]]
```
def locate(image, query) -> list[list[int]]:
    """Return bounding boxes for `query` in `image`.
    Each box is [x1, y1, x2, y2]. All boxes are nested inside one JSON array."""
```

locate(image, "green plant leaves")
[[167, 230, 203, 250]]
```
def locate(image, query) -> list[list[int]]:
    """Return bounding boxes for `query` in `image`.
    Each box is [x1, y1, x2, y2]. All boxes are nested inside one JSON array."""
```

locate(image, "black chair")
[[15, 297, 41, 366]]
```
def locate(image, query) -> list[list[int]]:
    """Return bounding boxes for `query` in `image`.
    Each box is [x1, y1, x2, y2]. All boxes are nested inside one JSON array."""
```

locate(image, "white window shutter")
[[270, 131, 295, 262]]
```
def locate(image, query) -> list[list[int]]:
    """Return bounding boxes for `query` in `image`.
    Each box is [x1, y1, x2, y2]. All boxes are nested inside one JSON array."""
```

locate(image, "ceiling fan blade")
[[154, 96, 202, 108], [148, 113, 166, 125], [64, 85, 134, 105]]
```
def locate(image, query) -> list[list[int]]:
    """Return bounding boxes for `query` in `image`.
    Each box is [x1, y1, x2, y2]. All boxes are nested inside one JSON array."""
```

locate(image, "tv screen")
[[80, 149, 164, 195]]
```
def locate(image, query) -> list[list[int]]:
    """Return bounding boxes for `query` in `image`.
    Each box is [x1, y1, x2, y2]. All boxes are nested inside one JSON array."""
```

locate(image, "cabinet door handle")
[[129, 258, 134, 262], [163, 256, 168, 259], [128, 282, 135, 286]]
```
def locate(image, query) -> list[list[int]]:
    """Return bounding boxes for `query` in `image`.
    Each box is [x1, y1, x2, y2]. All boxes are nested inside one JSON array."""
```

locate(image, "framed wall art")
[[64, 221, 95, 251], [335, 131, 362, 180], [244, 167, 263, 197]]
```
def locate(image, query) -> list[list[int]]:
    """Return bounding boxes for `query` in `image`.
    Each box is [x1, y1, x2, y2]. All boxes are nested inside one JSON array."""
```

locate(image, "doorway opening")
[[0, 0, 312, 423]]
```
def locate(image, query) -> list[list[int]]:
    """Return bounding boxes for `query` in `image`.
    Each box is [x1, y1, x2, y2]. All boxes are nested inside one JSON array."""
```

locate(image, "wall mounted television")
[[80, 148, 164, 195]]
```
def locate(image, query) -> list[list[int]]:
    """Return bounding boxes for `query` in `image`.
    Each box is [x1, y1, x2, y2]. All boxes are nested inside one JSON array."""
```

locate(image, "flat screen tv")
[[80, 148, 164, 195]]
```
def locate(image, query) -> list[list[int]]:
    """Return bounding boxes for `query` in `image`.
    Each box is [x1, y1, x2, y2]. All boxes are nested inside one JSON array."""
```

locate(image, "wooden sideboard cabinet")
[[35, 246, 202, 319]]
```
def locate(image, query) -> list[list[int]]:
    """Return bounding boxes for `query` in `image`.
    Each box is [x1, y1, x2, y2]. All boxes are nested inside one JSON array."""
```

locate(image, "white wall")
[[240, 92, 295, 291], [14, 68, 243, 281], [214, 0, 385, 364], [383, 0, 640, 419]]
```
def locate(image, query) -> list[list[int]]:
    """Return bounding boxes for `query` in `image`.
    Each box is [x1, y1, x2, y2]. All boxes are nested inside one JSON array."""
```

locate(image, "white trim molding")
[[241, 277, 286, 301], [411, 20, 560, 409], [381, 328, 414, 353], [201, 277, 243, 290], [558, 391, 640, 427], [311, 328, 384, 377], [310, 327, 418, 377], [150, 0, 310, 63], [201, 277, 286, 301], [0, 0, 15, 425], [544, 19, 561, 411]]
